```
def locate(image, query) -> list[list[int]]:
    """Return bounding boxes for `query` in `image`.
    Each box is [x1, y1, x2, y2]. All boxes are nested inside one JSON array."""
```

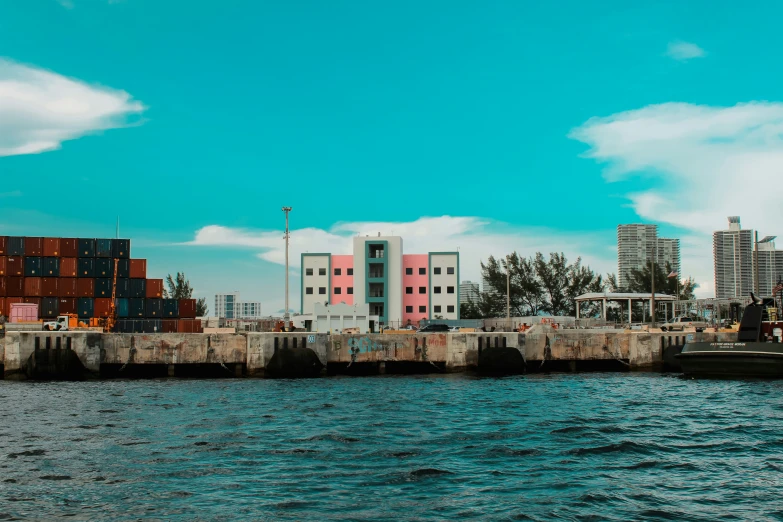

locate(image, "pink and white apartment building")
[[301, 236, 459, 326]]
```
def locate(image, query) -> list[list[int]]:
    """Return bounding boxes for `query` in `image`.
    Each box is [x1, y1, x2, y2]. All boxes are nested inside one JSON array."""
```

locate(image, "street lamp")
[[282, 206, 292, 330]]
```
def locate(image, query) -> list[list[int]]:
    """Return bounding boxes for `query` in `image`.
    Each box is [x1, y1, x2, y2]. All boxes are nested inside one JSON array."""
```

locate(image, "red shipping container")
[[7, 277, 24, 297], [0, 297, 4, 317], [0, 277, 5, 297], [0, 236, 6, 255], [60, 238, 78, 258], [3, 297, 23, 317], [162, 319, 178, 333], [60, 258, 77, 277], [24, 237, 43, 256], [58, 298, 77, 315], [94, 298, 112, 318], [178, 299, 197, 318], [23, 296, 41, 306], [42, 277, 59, 296], [43, 238, 61, 257], [11, 302, 38, 322], [129, 259, 147, 279], [146, 279, 163, 298], [59, 278, 77, 297], [24, 277, 42, 297], [0, 256, 5, 276], [7, 257, 23, 276], [177, 319, 193, 333], [77, 278, 94, 298]]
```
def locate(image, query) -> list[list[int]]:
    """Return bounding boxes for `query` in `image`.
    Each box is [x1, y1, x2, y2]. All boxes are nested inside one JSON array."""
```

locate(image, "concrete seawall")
[[1, 327, 738, 379]]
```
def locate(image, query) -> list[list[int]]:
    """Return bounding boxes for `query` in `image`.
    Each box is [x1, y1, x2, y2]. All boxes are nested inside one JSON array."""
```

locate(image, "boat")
[[677, 293, 783, 377]]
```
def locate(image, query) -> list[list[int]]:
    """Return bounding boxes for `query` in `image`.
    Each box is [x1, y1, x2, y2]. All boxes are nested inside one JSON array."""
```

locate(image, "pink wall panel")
[[402, 254, 428, 325], [331, 255, 354, 305]]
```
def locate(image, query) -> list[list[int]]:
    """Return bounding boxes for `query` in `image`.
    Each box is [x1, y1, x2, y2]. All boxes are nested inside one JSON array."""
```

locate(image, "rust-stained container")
[[146, 279, 163, 298], [59, 278, 77, 297], [94, 298, 112, 318], [23, 297, 42, 309], [77, 278, 95, 298], [24, 277, 42, 297], [60, 258, 78, 277], [43, 238, 61, 257], [61, 238, 78, 258], [7, 277, 24, 297], [176, 319, 192, 333], [129, 259, 147, 279], [0, 277, 5, 297], [8, 237, 24, 256], [162, 319, 178, 333], [78, 238, 96, 258], [0, 236, 6, 255], [58, 298, 77, 315], [78, 258, 95, 278], [0, 256, 5, 276], [41, 297, 59, 318], [10, 302, 38, 322], [42, 277, 59, 296], [43, 257, 60, 276], [95, 278, 112, 298], [24, 237, 43, 256], [178, 299, 197, 318], [7, 257, 23, 276]]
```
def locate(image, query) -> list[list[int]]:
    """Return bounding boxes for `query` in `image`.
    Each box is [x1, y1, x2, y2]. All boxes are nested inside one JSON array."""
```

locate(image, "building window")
[[306, 287, 313, 294], [319, 287, 326, 294], [447, 267, 454, 275], [306, 268, 313, 276], [406, 267, 413, 275], [335, 287, 341, 294], [419, 267, 426, 275], [434, 286, 441, 294], [434, 305, 441, 313], [347, 268, 353, 275], [334, 268, 341, 276], [406, 287, 413, 294], [319, 268, 326, 276], [419, 305, 426, 313], [447, 305, 455, 313], [434, 267, 441, 275], [406, 306, 413, 313], [419, 287, 426, 294], [447, 286, 454, 294], [347, 287, 353, 294]]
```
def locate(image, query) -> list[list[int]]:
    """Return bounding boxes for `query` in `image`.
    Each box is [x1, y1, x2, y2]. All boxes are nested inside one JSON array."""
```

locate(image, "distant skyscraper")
[[753, 236, 783, 296], [460, 280, 480, 305], [713, 216, 754, 298], [617, 224, 680, 289], [215, 292, 262, 319]]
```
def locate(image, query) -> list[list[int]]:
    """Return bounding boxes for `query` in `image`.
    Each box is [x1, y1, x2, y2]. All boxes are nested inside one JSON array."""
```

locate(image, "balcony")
[[369, 283, 384, 298], [369, 245, 385, 259]]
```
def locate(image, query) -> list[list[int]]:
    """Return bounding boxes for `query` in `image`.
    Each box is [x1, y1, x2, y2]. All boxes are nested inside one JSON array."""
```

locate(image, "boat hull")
[[677, 341, 783, 377]]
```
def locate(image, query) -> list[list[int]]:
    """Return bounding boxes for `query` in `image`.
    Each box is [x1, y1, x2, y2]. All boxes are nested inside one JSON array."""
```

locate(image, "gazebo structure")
[[575, 292, 677, 324]]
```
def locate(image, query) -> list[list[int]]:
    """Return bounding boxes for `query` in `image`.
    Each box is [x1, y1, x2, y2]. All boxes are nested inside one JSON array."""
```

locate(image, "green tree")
[[163, 272, 209, 316], [625, 262, 697, 301]]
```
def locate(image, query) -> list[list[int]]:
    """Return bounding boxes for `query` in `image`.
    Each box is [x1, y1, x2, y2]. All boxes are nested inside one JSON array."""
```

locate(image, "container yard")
[[0, 236, 200, 334]]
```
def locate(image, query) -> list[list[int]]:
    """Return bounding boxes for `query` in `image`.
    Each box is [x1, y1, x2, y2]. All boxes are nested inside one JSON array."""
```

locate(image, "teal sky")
[[3, 0, 783, 312]]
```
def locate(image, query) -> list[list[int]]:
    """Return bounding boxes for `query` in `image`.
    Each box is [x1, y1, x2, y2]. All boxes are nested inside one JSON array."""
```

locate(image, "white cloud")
[[186, 216, 617, 285], [666, 41, 705, 61], [0, 58, 145, 157], [570, 101, 783, 297]]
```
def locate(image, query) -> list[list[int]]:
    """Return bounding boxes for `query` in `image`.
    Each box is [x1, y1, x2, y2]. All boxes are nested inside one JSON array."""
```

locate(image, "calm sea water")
[[2, 373, 783, 521]]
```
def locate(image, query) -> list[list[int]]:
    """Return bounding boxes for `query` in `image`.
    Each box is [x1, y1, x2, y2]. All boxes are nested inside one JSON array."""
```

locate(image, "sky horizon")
[[3, 1, 783, 315]]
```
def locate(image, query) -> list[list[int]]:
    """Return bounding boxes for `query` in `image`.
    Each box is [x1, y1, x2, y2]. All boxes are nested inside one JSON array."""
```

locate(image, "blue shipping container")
[[43, 257, 60, 277], [78, 298, 94, 319], [95, 239, 112, 258], [145, 298, 163, 317], [129, 298, 145, 317], [77, 258, 95, 278], [112, 239, 131, 259], [115, 278, 130, 298], [116, 298, 129, 318], [24, 257, 42, 276], [78, 238, 96, 257], [95, 258, 113, 277], [95, 278, 112, 298]]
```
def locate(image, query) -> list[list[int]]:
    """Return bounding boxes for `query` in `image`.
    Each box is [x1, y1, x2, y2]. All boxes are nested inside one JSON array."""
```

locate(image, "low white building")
[[293, 303, 379, 333]]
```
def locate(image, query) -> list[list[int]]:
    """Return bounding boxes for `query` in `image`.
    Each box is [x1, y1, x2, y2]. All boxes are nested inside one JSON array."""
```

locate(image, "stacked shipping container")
[[0, 236, 201, 333]]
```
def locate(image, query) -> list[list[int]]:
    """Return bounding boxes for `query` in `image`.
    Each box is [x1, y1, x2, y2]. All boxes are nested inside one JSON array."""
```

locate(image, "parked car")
[[660, 316, 708, 332], [417, 324, 450, 333]]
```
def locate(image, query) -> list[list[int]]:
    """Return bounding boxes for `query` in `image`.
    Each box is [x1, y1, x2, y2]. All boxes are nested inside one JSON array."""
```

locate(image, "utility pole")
[[282, 207, 292, 330], [754, 231, 759, 296], [651, 239, 656, 328], [506, 255, 511, 331]]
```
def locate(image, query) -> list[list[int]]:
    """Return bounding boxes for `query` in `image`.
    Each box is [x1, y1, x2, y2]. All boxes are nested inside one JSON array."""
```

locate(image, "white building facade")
[[714, 216, 754, 298], [617, 224, 680, 288], [215, 292, 262, 319]]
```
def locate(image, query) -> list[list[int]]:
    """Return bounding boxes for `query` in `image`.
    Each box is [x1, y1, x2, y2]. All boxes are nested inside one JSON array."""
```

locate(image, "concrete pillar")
[[576, 301, 580, 319], [628, 299, 632, 324], [602, 299, 607, 320]]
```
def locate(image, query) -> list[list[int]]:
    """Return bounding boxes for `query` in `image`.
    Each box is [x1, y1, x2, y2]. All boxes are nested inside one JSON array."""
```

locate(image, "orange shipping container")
[[24, 237, 43, 256], [77, 278, 94, 298], [7, 257, 23, 276], [177, 319, 194, 333], [24, 277, 42, 297], [178, 299, 197, 318], [43, 238, 61, 257], [146, 279, 163, 298], [59, 278, 77, 297], [60, 258, 78, 277], [129, 259, 147, 279], [0, 297, 4, 317], [58, 298, 77, 315], [94, 298, 112, 318], [42, 277, 58, 296], [0, 256, 5, 276], [22, 297, 41, 310]]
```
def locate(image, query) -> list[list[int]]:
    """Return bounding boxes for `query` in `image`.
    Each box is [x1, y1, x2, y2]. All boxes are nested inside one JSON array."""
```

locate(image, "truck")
[[42, 314, 89, 331]]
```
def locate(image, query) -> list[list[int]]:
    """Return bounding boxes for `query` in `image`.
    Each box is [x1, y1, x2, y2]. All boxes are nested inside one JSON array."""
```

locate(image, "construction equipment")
[[42, 314, 89, 331], [101, 258, 119, 333]]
